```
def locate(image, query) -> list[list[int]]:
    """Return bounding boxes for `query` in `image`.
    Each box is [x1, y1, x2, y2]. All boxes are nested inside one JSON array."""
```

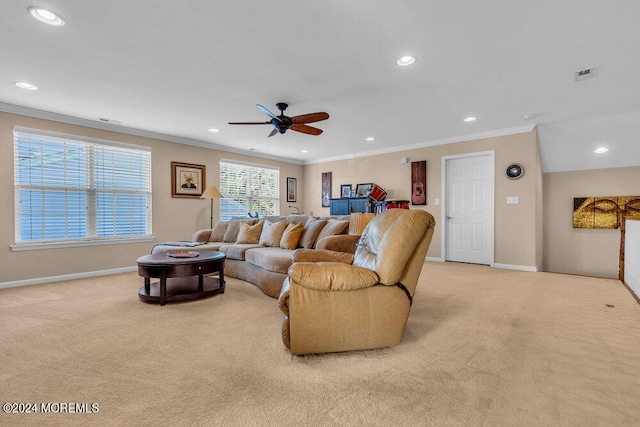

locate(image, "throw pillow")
[[235, 222, 264, 244], [314, 219, 349, 248], [223, 219, 257, 242], [209, 221, 228, 242], [259, 219, 287, 247], [298, 218, 328, 249], [280, 222, 304, 250]]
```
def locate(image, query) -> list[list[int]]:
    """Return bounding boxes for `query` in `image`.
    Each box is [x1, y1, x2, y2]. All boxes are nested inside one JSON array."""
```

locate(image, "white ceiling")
[[2, 1, 640, 173]]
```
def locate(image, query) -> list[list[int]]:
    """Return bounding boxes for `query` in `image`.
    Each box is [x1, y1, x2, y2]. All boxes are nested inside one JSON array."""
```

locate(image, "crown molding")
[[303, 124, 537, 165], [0, 102, 304, 165], [1, 102, 535, 167]]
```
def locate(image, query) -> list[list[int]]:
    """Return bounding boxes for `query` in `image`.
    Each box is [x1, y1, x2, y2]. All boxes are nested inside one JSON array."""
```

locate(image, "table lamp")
[[200, 185, 223, 229]]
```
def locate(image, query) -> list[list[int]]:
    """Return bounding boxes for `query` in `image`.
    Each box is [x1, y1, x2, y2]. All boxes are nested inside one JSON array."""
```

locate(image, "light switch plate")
[[507, 196, 519, 204]]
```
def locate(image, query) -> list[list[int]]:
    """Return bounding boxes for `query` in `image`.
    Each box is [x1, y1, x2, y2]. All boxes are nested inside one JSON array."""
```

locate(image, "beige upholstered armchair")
[[278, 209, 436, 355]]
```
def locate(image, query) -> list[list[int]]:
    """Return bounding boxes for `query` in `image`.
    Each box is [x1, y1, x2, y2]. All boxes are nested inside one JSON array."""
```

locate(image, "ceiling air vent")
[[98, 117, 122, 125], [575, 67, 596, 82]]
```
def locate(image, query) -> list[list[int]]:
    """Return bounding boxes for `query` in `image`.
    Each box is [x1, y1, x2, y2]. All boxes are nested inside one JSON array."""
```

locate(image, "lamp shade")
[[349, 213, 376, 236], [200, 185, 223, 199]]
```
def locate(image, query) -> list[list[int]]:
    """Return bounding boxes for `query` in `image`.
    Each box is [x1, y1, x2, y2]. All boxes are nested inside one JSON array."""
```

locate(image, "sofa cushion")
[[314, 218, 349, 248], [223, 218, 258, 242], [220, 243, 263, 261], [286, 215, 311, 225], [262, 215, 286, 224], [236, 221, 264, 244], [259, 219, 287, 247], [280, 222, 304, 250], [245, 247, 295, 274], [209, 221, 228, 242], [299, 218, 327, 249]]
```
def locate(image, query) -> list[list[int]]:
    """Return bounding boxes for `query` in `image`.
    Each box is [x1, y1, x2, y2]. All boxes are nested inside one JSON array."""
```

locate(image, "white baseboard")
[[494, 263, 538, 272], [426, 257, 445, 262], [0, 266, 137, 290]]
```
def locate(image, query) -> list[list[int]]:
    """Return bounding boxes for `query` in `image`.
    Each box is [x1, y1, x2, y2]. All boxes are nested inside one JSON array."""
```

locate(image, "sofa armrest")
[[192, 229, 212, 243], [292, 249, 354, 264], [315, 234, 360, 254], [288, 262, 379, 291]]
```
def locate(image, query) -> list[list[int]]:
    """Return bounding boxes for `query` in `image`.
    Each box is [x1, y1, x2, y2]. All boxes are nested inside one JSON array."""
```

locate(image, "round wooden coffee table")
[[136, 250, 226, 306]]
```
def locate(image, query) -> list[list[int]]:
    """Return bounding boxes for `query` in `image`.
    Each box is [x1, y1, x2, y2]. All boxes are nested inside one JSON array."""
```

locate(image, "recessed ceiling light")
[[300, 150, 309, 153], [208, 128, 220, 133], [28, 7, 65, 26], [14, 81, 38, 90], [463, 116, 477, 122], [594, 147, 608, 154], [365, 137, 376, 142], [521, 114, 536, 120], [396, 56, 416, 66]]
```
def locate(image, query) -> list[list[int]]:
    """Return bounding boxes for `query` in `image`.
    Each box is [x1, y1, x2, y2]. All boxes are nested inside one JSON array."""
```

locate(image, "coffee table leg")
[[144, 277, 150, 295], [160, 272, 167, 306], [198, 274, 203, 292], [219, 266, 225, 293]]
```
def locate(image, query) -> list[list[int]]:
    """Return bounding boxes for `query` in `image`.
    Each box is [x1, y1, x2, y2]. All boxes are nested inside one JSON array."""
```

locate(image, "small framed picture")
[[340, 184, 352, 198], [355, 183, 373, 198], [172, 162, 206, 198], [287, 177, 297, 202]]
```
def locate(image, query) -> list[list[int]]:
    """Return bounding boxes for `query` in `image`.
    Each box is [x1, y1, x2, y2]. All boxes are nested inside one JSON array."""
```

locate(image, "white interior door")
[[443, 152, 494, 265]]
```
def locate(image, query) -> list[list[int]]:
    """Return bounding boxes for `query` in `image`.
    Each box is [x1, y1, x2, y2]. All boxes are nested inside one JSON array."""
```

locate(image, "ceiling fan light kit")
[[229, 102, 329, 137]]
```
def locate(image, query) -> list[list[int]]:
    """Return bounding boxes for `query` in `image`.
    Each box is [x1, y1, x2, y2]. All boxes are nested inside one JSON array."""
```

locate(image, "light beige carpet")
[[1, 262, 639, 426]]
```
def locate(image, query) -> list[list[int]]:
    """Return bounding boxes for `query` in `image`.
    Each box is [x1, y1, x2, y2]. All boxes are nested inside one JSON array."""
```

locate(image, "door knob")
[[446, 216, 453, 220]]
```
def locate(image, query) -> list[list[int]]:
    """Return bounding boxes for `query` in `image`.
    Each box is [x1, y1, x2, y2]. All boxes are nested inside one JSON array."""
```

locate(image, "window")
[[13, 128, 152, 248], [219, 160, 279, 220]]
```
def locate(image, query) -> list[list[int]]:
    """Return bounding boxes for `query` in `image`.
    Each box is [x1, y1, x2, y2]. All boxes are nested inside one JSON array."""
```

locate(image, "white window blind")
[[220, 160, 279, 220], [14, 129, 152, 245]]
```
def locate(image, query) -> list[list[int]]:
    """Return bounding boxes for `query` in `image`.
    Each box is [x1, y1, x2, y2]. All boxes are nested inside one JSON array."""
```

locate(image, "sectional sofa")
[[152, 215, 359, 298]]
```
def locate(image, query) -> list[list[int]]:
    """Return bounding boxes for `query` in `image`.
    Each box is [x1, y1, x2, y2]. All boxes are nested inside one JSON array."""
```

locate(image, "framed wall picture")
[[411, 160, 426, 205], [355, 183, 373, 198], [171, 161, 206, 198], [321, 172, 332, 207], [573, 196, 640, 229], [287, 177, 297, 202], [341, 184, 352, 198]]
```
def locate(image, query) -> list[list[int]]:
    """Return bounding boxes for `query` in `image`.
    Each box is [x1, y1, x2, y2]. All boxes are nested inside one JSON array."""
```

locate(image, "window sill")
[[10, 236, 156, 252]]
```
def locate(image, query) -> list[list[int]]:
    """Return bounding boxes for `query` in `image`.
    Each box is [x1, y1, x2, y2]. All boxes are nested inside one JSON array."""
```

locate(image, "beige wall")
[[10, 110, 633, 282], [0, 112, 303, 283], [543, 165, 640, 278], [303, 129, 542, 269]]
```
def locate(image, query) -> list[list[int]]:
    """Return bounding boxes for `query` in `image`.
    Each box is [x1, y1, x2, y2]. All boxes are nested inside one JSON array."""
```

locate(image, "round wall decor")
[[505, 163, 524, 179]]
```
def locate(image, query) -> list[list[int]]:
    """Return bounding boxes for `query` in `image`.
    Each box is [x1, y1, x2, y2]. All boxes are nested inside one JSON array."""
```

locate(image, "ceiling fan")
[[229, 102, 329, 137]]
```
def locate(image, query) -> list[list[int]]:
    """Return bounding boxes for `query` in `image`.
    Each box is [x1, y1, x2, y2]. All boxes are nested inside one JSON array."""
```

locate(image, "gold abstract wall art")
[[573, 196, 640, 229]]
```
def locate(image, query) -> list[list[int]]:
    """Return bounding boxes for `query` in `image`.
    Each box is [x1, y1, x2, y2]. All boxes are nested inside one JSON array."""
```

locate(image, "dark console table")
[[329, 197, 370, 215], [136, 250, 226, 306]]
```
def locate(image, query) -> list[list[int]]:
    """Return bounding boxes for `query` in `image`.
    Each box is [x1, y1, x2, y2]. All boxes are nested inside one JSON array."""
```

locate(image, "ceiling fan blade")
[[291, 124, 323, 136], [291, 112, 330, 125], [228, 121, 271, 125], [267, 128, 279, 138], [256, 104, 283, 123]]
